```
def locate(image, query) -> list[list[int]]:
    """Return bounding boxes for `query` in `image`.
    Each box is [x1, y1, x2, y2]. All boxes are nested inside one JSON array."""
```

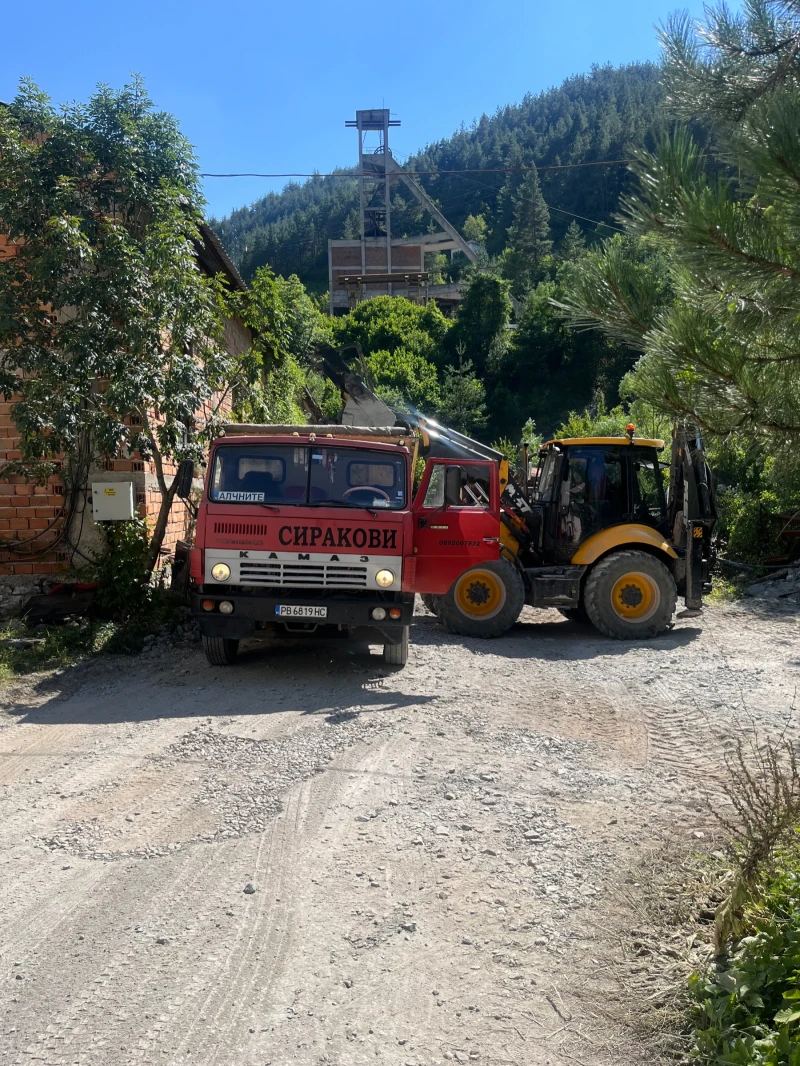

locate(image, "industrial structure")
[[328, 109, 477, 316]]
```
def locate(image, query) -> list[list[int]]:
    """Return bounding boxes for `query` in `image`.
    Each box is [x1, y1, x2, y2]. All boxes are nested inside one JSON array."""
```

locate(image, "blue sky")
[[4, 0, 714, 221]]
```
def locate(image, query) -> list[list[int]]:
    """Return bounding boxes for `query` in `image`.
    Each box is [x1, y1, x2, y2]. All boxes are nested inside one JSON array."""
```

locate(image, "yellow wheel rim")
[[610, 571, 660, 622], [454, 569, 506, 619]]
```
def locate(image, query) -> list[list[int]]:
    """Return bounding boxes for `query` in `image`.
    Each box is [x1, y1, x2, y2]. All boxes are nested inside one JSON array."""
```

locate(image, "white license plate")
[[275, 605, 328, 619]]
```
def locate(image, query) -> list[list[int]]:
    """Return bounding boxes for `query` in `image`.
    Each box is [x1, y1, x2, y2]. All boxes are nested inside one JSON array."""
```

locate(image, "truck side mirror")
[[175, 459, 195, 500], [444, 465, 462, 507]]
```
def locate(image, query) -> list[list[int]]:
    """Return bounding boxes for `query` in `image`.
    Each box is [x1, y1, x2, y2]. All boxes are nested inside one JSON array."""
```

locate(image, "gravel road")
[[1, 600, 798, 1066]]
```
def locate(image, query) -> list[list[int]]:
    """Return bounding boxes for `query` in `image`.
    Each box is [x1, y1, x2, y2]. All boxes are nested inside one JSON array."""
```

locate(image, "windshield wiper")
[[257, 503, 281, 513], [304, 499, 379, 518]]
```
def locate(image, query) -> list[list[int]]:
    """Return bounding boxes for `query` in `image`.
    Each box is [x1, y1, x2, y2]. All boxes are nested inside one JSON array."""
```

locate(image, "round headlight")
[[375, 569, 395, 588], [218, 600, 234, 615], [371, 606, 387, 620], [211, 562, 231, 582]]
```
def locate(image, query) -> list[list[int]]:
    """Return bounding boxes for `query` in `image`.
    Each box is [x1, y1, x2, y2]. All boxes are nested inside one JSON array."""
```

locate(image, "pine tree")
[[559, 220, 586, 262], [503, 167, 552, 295], [440, 353, 488, 435], [557, 2, 800, 443]]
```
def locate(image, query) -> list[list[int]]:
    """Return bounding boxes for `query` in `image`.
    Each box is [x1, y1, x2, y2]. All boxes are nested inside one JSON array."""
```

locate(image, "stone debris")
[[745, 566, 800, 603]]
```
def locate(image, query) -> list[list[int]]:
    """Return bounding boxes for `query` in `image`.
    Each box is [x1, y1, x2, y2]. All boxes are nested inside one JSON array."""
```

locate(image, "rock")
[[435, 825, 450, 836], [692, 830, 705, 840], [411, 836, 424, 846], [400, 921, 416, 933], [243, 882, 257, 894], [444, 792, 456, 800], [343, 979, 353, 988]]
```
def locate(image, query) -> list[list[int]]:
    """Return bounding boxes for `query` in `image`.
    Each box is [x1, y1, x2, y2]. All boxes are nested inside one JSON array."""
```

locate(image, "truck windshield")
[[209, 445, 407, 510]]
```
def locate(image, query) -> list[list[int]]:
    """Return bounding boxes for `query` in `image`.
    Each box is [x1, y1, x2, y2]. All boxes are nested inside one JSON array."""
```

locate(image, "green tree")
[[439, 355, 488, 435], [275, 273, 333, 364], [559, 220, 586, 262], [487, 268, 635, 439], [366, 348, 440, 413], [0, 78, 256, 573], [332, 295, 449, 366], [501, 167, 553, 295], [557, 5, 800, 444], [445, 273, 511, 375], [463, 213, 488, 244]]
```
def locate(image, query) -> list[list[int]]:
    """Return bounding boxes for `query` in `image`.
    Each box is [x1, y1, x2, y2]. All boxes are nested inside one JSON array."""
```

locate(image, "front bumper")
[[191, 588, 414, 644]]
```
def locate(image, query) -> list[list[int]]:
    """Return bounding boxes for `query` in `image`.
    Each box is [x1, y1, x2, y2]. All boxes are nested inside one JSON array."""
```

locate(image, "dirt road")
[[1, 601, 798, 1066]]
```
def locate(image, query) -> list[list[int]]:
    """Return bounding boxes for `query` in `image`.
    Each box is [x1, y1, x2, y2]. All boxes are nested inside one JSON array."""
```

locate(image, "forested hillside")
[[212, 62, 665, 289]]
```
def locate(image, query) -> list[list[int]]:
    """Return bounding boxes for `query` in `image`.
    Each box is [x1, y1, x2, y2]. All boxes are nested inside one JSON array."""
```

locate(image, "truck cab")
[[190, 427, 416, 665]]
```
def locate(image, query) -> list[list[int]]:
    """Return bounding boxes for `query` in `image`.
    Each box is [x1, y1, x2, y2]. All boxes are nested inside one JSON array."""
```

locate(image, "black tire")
[[558, 604, 591, 625], [583, 550, 677, 640], [420, 593, 437, 615], [203, 636, 240, 665], [383, 626, 409, 666], [437, 558, 525, 639]]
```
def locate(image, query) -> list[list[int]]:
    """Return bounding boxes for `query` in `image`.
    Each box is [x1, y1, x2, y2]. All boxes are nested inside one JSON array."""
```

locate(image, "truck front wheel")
[[583, 550, 676, 640], [383, 626, 409, 666], [203, 636, 240, 666], [437, 559, 524, 638]]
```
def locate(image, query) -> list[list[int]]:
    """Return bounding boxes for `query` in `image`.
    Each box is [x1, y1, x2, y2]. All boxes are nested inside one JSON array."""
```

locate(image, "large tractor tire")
[[583, 550, 676, 640], [202, 636, 240, 665], [437, 558, 525, 639], [383, 626, 409, 666]]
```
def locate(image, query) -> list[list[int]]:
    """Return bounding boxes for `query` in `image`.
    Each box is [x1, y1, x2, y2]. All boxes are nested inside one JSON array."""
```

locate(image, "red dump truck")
[[184, 422, 514, 667]]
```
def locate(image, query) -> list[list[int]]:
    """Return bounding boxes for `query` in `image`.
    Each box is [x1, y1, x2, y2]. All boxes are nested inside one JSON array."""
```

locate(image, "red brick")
[[28, 518, 51, 530], [14, 485, 34, 496], [10, 518, 28, 530], [13, 563, 33, 574], [16, 507, 37, 520], [0, 520, 10, 530], [0, 485, 16, 496]]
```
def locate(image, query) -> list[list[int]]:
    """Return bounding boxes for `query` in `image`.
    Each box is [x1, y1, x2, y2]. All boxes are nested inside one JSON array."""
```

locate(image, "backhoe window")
[[558, 448, 626, 548], [536, 452, 559, 501], [631, 452, 666, 522]]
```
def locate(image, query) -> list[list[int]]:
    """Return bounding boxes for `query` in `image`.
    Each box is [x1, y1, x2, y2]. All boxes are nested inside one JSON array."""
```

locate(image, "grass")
[[708, 572, 749, 604], [0, 590, 184, 683], [0, 620, 119, 682]]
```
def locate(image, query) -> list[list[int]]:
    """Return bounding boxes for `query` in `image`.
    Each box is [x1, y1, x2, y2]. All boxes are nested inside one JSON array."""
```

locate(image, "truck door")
[[411, 459, 501, 595]]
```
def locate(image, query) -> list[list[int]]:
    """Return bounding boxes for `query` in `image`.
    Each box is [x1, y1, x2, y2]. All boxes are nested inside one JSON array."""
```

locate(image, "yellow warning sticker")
[[104, 488, 117, 497]]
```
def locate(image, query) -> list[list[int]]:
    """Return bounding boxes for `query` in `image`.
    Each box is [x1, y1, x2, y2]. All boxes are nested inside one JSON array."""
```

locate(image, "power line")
[[449, 170, 626, 233], [201, 159, 635, 178]]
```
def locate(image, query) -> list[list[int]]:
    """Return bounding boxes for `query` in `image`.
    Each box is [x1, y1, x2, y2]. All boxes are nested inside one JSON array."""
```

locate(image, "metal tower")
[[345, 109, 401, 286]]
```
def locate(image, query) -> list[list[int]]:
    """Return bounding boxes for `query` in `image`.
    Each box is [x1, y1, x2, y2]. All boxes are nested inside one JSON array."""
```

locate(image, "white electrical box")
[[91, 481, 136, 522]]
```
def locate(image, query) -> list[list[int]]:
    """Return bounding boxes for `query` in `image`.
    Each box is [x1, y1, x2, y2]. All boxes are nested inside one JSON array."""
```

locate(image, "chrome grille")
[[239, 560, 368, 588]]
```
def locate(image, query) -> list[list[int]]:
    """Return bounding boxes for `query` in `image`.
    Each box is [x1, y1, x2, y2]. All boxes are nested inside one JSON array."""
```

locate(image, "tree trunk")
[[141, 419, 179, 575], [144, 474, 179, 574]]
